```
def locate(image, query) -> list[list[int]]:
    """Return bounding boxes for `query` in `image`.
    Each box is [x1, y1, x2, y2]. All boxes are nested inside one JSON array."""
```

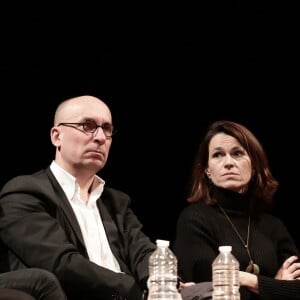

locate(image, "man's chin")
[[85, 159, 105, 170]]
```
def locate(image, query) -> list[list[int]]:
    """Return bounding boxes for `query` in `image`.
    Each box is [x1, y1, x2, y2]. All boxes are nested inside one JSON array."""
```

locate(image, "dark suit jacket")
[[0, 268, 66, 300], [0, 288, 36, 300], [0, 167, 156, 300]]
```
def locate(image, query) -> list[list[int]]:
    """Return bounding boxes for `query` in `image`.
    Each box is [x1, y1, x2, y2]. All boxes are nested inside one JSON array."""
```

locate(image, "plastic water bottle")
[[147, 239, 182, 300], [212, 245, 240, 300]]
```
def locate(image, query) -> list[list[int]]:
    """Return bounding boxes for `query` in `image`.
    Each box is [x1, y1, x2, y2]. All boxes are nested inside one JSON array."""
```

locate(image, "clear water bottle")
[[212, 245, 240, 300], [147, 239, 182, 300]]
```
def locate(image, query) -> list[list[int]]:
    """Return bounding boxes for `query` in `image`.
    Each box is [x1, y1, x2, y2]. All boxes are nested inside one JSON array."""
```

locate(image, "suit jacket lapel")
[[45, 168, 86, 248], [98, 197, 130, 274], [46, 168, 130, 273]]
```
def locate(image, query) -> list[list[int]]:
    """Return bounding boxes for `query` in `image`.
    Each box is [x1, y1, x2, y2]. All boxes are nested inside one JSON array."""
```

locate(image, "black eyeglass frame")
[[57, 120, 116, 138]]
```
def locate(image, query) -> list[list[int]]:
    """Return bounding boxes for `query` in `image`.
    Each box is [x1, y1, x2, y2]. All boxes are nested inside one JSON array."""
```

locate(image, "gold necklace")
[[218, 205, 260, 275]]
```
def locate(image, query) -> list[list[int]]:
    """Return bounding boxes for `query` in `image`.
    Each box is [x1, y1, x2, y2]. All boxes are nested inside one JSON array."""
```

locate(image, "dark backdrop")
[[1, 5, 299, 249]]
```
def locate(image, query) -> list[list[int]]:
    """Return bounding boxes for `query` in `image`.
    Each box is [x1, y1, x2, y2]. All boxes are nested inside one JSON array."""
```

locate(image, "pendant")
[[246, 261, 260, 275]]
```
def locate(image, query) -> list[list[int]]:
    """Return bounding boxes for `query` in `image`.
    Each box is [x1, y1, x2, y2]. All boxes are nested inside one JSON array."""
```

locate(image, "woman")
[[174, 120, 300, 299]]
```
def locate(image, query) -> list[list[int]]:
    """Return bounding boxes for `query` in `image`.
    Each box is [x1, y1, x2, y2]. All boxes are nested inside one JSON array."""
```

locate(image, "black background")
[[1, 5, 300, 249]]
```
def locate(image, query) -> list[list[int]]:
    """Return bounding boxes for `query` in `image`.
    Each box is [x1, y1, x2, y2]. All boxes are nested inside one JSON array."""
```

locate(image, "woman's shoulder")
[[178, 202, 217, 220], [259, 211, 288, 228]]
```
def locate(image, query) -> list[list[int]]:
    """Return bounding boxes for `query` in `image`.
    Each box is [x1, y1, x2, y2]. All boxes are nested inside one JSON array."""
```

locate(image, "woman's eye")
[[233, 150, 243, 157], [212, 152, 222, 158]]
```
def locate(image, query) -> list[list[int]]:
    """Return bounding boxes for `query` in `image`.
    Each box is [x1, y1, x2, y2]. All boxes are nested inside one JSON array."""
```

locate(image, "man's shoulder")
[[102, 186, 131, 202], [101, 186, 133, 213], [1, 169, 49, 194]]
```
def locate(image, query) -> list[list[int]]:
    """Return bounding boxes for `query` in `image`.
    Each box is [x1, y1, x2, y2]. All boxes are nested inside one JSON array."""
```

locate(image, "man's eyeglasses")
[[58, 120, 116, 138]]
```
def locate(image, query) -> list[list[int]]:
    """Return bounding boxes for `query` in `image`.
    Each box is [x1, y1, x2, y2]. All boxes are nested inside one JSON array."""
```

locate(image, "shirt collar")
[[50, 161, 105, 201]]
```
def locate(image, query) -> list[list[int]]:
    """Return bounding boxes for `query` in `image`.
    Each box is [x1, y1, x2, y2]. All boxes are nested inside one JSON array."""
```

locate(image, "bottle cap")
[[156, 239, 170, 247], [219, 245, 232, 252]]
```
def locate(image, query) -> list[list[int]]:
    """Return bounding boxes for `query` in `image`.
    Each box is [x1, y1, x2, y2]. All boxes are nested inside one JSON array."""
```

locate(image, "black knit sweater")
[[173, 186, 300, 300]]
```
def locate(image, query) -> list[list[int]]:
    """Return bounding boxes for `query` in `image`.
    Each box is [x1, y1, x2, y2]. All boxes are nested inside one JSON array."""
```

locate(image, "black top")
[[174, 186, 300, 300]]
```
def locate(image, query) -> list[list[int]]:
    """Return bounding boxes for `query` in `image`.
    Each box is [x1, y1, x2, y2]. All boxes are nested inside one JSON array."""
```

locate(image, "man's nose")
[[93, 126, 107, 140]]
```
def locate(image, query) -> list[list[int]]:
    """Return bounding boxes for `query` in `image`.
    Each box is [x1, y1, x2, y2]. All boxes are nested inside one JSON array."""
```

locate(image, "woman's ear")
[[205, 168, 211, 178]]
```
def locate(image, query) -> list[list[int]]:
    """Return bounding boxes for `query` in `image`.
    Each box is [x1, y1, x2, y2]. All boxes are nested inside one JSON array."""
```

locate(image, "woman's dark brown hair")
[[187, 120, 278, 210]]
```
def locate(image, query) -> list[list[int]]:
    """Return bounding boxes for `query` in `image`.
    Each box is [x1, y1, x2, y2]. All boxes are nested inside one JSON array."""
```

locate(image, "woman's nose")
[[224, 154, 234, 166]]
